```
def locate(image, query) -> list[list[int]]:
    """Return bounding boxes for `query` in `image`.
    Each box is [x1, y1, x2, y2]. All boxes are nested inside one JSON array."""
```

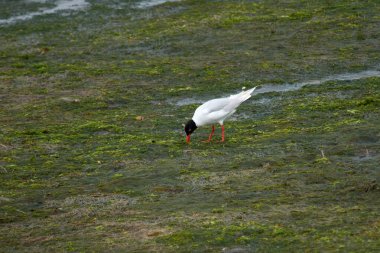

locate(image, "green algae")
[[0, 0, 380, 252]]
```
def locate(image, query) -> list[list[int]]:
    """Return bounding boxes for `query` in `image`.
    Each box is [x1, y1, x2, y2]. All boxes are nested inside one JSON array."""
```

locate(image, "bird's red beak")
[[186, 135, 190, 143]]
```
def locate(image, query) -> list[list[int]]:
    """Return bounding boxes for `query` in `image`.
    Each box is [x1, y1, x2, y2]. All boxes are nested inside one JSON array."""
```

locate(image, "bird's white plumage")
[[192, 87, 256, 126]]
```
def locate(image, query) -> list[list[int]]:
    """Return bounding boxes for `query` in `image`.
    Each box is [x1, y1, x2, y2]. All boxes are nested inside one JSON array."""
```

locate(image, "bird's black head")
[[184, 120, 197, 142], [185, 120, 197, 135]]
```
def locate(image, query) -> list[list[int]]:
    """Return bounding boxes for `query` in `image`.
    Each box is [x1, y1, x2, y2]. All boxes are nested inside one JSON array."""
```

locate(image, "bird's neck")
[[192, 118, 202, 127]]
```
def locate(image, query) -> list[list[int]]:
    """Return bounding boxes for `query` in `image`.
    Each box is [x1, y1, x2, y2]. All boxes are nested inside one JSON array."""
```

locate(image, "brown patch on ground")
[[22, 235, 54, 246]]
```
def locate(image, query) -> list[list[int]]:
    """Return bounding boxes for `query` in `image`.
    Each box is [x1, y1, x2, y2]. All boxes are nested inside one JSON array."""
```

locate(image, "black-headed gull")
[[184, 87, 257, 143]]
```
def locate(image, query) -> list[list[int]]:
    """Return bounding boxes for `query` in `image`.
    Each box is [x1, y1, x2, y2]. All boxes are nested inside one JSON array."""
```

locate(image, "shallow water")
[[136, 0, 181, 9], [0, 0, 182, 25], [0, 0, 89, 25], [173, 69, 380, 106], [255, 69, 380, 94]]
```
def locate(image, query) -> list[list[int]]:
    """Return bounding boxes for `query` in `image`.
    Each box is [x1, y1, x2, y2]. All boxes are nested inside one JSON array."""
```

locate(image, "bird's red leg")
[[221, 125, 225, 142], [202, 125, 215, 143]]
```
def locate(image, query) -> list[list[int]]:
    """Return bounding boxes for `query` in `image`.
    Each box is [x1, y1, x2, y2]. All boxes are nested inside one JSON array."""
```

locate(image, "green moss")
[[288, 11, 313, 21], [1, 0, 380, 252]]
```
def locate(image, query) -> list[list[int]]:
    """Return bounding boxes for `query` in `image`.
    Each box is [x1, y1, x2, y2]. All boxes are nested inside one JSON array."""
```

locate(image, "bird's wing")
[[192, 97, 231, 126], [196, 97, 231, 114], [205, 109, 236, 124], [196, 87, 256, 114]]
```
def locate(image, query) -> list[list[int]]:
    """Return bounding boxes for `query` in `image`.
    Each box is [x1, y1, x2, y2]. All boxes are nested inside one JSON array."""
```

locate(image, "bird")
[[184, 87, 257, 143]]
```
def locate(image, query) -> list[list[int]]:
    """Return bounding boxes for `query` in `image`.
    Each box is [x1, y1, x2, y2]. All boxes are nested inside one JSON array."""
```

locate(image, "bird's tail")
[[234, 86, 257, 102], [224, 86, 257, 112]]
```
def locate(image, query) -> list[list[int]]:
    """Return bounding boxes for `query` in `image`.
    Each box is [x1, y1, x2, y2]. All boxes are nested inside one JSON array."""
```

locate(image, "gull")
[[184, 87, 256, 143]]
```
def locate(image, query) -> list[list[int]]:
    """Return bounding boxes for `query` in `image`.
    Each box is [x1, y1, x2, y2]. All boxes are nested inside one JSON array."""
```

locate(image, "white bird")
[[184, 87, 257, 143]]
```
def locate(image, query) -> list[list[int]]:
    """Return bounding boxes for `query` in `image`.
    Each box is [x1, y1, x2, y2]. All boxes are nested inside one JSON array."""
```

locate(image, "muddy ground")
[[0, 0, 379, 252]]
